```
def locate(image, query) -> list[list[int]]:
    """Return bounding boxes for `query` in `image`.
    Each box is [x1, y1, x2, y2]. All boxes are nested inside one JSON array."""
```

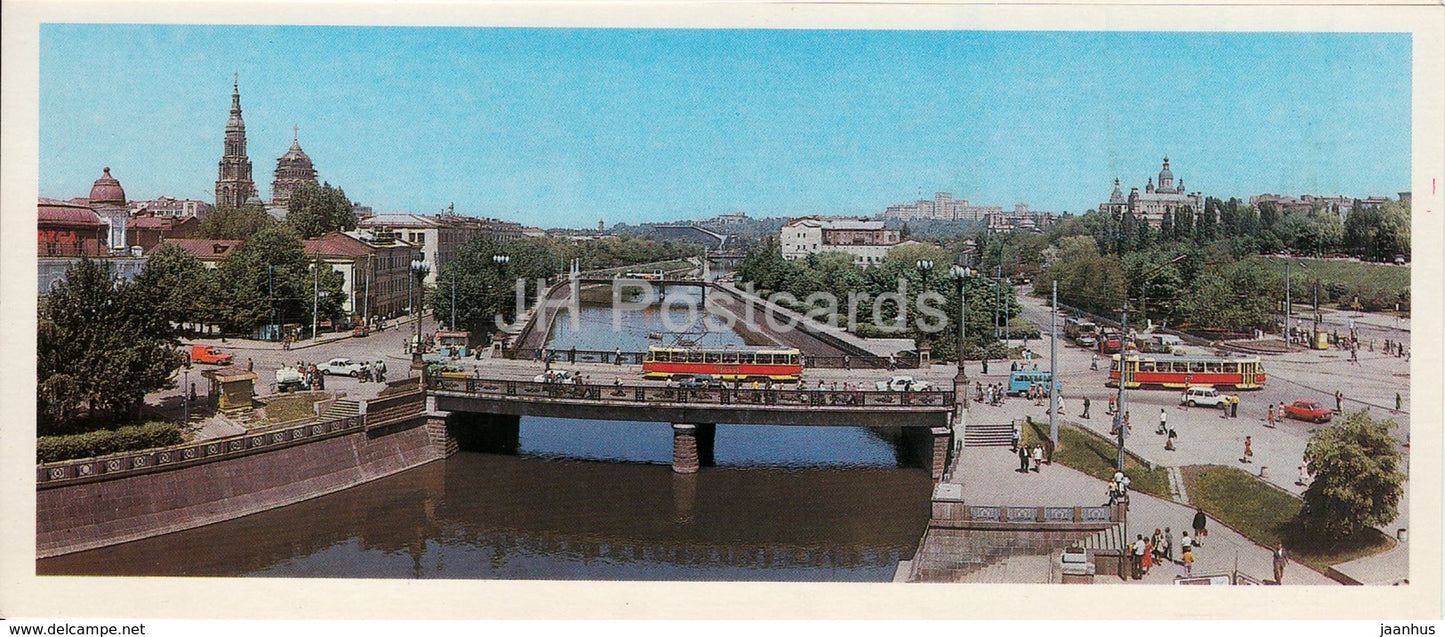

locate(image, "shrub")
[[37, 421, 185, 463]]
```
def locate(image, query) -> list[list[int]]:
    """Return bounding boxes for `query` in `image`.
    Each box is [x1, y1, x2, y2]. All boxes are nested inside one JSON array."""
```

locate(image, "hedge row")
[[37, 421, 185, 464]]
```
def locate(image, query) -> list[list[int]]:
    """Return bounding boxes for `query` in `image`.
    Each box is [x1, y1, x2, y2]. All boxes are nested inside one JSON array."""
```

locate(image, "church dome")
[[88, 167, 126, 207], [1158, 157, 1175, 190], [278, 137, 314, 167]]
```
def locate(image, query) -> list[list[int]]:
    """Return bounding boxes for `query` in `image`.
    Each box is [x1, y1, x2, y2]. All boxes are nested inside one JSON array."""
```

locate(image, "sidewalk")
[[186, 316, 423, 352], [947, 440, 1334, 585]]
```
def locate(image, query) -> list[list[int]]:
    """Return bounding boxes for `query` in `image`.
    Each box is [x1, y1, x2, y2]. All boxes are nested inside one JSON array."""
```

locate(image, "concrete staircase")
[[320, 398, 360, 421], [964, 420, 1016, 447]]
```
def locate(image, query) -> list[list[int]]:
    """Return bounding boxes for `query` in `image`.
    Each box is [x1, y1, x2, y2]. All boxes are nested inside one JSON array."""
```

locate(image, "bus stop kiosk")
[[436, 331, 471, 358]]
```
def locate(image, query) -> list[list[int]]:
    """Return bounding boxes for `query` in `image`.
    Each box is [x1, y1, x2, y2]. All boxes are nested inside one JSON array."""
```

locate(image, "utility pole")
[[268, 265, 275, 340], [363, 253, 372, 330], [1050, 280, 1058, 446], [1284, 260, 1291, 347], [1115, 294, 1129, 471], [311, 255, 319, 342]]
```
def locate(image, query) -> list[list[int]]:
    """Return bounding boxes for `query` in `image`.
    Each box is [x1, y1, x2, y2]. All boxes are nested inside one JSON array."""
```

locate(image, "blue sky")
[[40, 26, 1410, 227]]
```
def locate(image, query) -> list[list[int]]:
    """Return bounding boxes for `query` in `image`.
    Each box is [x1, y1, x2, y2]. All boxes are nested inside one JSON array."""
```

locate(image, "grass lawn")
[[1181, 464, 1395, 572], [1259, 257, 1409, 307], [262, 394, 319, 424], [1021, 417, 1171, 497]]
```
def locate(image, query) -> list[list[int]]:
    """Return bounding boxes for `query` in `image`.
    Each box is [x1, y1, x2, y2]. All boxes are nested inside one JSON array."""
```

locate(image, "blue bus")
[[1008, 370, 1062, 396]]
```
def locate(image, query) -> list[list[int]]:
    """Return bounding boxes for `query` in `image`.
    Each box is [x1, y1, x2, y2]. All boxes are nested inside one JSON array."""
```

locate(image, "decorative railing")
[[37, 414, 367, 488], [944, 504, 1117, 526], [506, 348, 920, 369], [426, 375, 956, 410]]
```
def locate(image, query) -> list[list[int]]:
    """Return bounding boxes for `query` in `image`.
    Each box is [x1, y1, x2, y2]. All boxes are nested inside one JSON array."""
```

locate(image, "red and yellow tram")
[[642, 345, 803, 381], [1108, 353, 1266, 390]]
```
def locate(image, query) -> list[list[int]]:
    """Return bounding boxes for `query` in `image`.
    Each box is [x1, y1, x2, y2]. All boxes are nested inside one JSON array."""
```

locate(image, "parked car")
[[875, 376, 931, 392], [534, 369, 576, 384], [319, 358, 364, 377], [1283, 400, 1333, 423], [189, 344, 233, 366], [678, 374, 723, 389], [1180, 386, 1238, 409]]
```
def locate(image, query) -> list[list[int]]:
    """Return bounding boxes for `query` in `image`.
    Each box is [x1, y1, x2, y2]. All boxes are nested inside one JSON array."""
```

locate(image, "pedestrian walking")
[[1157, 408, 1168, 435], [1192, 509, 1208, 545], [376, 359, 386, 383], [1091, 354, 1099, 371], [1151, 528, 1164, 563], [1182, 548, 1195, 576], [1163, 527, 1174, 564], [1107, 394, 1117, 415], [1242, 436, 1253, 463], [1273, 543, 1288, 584], [1335, 390, 1343, 414], [1132, 535, 1147, 580], [1165, 429, 1176, 451], [247, 357, 254, 372], [1395, 392, 1402, 413], [1266, 404, 1276, 428], [1011, 425, 1022, 452], [1230, 398, 1239, 419], [1082, 396, 1091, 419], [1180, 531, 1193, 554], [1031, 445, 1043, 472], [1143, 537, 1155, 574], [1018, 444, 1029, 473]]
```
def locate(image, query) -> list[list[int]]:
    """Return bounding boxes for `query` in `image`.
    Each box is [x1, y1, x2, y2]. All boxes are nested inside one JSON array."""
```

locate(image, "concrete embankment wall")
[[36, 407, 441, 558], [707, 283, 891, 359]]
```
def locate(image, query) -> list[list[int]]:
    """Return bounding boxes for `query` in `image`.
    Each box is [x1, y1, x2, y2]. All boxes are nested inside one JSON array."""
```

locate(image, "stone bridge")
[[425, 375, 956, 476]]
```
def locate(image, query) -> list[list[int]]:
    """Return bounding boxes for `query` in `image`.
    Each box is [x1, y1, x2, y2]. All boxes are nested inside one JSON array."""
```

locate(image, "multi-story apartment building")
[[356, 212, 524, 287], [882, 192, 1003, 222], [303, 230, 421, 323]]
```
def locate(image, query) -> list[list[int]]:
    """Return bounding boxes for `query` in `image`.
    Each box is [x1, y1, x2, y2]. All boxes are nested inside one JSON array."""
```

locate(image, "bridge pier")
[[672, 423, 715, 474], [930, 426, 953, 481]]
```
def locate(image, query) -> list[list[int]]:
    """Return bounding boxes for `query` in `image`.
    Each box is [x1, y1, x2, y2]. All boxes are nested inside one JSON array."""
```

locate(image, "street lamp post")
[[1050, 279, 1058, 446], [411, 258, 430, 366], [492, 254, 511, 330], [951, 265, 974, 400], [1115, 254, 1187, 471], [182, 369, 189, 427], [916, 260, 934, 360]]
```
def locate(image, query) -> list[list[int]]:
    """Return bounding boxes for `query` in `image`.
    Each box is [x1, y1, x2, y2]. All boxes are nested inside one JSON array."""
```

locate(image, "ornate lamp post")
[[411, 258, 430, 367], [951, 265, 974, 400]]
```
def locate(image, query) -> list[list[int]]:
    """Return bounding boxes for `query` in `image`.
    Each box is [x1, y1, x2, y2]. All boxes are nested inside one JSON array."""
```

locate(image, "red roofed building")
[[128, 215, 200, 253], [303, 230, 419, 324], [38, 198, 107, 257], [155, 238, 245, 268]]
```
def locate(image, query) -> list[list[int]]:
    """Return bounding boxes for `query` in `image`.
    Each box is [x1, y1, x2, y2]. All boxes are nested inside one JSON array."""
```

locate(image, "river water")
[[38, 294, 933, 581]]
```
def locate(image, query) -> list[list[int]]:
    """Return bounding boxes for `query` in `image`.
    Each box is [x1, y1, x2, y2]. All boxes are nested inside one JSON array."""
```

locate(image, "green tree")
[[130, 243, 208, 333], [39, 258, 183, 433], [1300, 411, 1405, 540], [198, 205, 274, 239], [210, 226, 346, 334], [285, 181, 356, 239]]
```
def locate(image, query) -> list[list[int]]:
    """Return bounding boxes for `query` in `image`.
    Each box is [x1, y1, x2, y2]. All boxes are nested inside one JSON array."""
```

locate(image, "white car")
[[875, 376, 931, 392], [1180, 386, 1237, 408], [319, 358, 364, 377], [534, 369, 576, 384]]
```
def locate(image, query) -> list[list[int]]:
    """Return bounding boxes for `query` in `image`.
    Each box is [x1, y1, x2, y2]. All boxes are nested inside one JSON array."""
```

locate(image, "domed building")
[[272, 126, 319, 207], [1099, 157, 1205, 229], [88, 166, 130, 252]]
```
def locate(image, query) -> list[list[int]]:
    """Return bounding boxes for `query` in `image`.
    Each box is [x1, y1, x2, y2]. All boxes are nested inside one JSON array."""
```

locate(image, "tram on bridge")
[[642, 345, 804, 382], [1107, 353, 1266, 390]]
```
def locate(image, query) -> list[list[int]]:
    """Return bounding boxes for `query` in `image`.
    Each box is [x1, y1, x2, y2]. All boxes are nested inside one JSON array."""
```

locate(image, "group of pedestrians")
[[974, 382, 1010, 406], [1015, 442, 1045, 473]]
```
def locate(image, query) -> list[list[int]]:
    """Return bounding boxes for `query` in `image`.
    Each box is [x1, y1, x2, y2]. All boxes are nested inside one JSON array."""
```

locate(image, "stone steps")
[[320, 399, 360, 421], [964, 422, 1017, 447]]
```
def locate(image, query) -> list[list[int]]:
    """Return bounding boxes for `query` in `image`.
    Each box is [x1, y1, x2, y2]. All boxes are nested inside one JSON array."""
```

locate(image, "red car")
[[1283, 400, 1332, 423]]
